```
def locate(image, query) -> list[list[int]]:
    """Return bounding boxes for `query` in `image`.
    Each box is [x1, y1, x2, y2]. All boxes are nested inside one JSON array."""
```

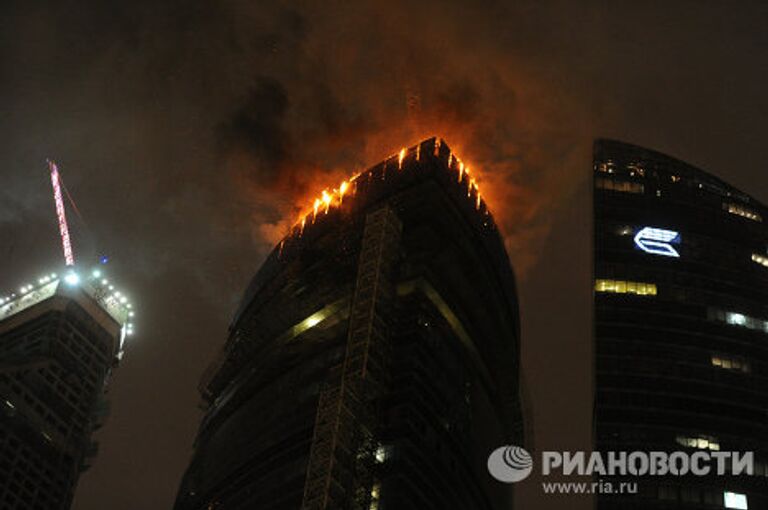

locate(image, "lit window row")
[[712, 354, 751, 373], [676, 435, 720, 451], [625, 163, 646, 177], [723, 203, 762, 222], [596, 161, 615, 173], [709, 308, 768, 333], [595, 177, 644, 194], [751, 253, 768, 268], [595, 279, 657, 296]]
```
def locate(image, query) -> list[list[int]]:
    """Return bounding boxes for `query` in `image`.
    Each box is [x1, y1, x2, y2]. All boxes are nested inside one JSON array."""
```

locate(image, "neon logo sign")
[[634, 227, 681, 258]]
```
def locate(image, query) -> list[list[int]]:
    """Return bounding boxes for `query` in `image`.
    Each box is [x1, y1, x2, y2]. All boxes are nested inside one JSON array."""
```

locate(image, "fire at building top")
[[288, 137, 487, 240]]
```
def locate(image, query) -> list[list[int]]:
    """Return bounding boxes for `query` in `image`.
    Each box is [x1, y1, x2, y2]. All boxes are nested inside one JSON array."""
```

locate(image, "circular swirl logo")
[[487, 445, 533, 483]]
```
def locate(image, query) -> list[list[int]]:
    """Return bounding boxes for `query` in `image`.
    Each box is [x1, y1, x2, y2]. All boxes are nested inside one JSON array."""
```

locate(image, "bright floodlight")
[[64, 272, 80, 286]]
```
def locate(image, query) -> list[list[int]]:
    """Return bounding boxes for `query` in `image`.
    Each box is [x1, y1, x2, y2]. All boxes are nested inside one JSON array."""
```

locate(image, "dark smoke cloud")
[[217, 77, 290, 178], [199, 0, 595, 272], [1, 1, 767, 510]]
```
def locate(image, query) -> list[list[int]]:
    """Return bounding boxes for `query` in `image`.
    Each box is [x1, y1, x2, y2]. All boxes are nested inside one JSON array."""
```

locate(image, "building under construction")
[[0, 269, 133, 510], [174, 137, 525, 510]]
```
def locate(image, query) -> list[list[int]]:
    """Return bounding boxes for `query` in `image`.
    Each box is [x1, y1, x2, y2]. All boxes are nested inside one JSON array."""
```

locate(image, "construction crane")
[[47, 160, 75, 266]]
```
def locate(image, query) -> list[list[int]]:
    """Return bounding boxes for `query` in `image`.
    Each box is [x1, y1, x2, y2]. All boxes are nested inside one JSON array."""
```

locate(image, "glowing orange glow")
[[290, 139, 487, 239]]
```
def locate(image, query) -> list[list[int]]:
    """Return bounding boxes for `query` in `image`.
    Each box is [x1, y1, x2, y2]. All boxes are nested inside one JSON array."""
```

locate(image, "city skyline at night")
[[2, 2, 768, 509]]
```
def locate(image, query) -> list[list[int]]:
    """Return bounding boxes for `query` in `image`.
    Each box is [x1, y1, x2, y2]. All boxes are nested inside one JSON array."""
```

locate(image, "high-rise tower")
[[594, 139, 768, 509], [175, 137, 524, 510], [0, 269, 133, 510]]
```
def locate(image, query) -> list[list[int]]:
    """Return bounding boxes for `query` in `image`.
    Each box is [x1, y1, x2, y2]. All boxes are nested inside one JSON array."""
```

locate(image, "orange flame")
[[321, 189, 332, 213], [291, 139, 486, 238], [339, 181, 349, 203]]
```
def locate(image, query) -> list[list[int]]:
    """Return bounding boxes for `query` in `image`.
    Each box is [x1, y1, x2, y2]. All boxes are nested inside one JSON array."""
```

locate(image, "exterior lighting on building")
[[751, 253, 768, 267], [64, 272, 80, 286], [1, 268, 135, 351], [633, 227, 681, 258]]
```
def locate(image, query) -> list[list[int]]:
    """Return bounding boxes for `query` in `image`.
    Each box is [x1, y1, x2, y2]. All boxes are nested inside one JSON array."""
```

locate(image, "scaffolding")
[[301, 206, 402, 510]]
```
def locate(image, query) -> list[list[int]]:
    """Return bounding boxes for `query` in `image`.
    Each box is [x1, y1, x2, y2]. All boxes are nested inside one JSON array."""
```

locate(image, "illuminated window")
[[375, 445, 390, 463], [369, 482, 381, 510], [596, 177, 644, 194], [724, 203, 762, 222], [596, 160, 615, 173], [724, 491, 748, 509], [711, 355, 751, 373], [710, 308, 768, 332], [595, 279, 657, 296], [751, 253, 768, 268], [676, 435, 720, 451], [727, 312, 747, 326], [626, 163, 645, 177], [277, 297, 350, 343]]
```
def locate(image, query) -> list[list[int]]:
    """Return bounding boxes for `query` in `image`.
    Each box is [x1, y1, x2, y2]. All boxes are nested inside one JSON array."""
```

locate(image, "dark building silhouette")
[[175, 137, 524, 510], [594, 140, 768, 509], [0, 269, 132, 510]]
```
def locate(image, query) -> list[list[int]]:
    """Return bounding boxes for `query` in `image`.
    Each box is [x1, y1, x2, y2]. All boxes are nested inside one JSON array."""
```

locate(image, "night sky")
[[1, 1, 767, 509]]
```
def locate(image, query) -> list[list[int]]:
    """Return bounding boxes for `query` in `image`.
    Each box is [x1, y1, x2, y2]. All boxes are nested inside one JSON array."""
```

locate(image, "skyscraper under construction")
[[0, 269, 134, 510], [174, 137, 525, 510]]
